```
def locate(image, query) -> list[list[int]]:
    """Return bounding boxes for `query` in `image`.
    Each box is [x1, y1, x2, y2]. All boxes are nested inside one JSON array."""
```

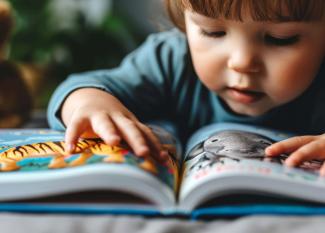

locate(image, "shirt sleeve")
[[47, 29, 188, 130]]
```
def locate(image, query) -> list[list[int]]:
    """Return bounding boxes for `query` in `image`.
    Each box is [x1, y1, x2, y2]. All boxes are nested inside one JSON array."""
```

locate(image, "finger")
[[65, 116, 90, 153], [136, 123, 168, 161], [112, 115, 149, 157], [319, 163, 325, 177], [90, 113, 121, 145], [265, 136, 317, 156], [285, 139, 325, 167]]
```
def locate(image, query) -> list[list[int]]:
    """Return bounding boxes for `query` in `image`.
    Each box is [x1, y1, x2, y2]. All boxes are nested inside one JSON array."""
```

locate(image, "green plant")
[[8, 0, 146, 107]]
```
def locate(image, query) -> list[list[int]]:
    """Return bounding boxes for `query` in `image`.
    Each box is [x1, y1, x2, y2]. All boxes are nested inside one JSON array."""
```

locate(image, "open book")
[[1, 122, 325, 218]]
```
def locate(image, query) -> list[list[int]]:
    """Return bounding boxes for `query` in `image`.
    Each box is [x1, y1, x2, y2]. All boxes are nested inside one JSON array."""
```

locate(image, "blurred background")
[[1, 0, 171, 128]]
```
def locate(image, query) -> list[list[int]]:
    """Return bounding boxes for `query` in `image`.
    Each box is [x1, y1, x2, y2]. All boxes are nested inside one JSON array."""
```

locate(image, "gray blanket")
[[1, 214, 325, 233]]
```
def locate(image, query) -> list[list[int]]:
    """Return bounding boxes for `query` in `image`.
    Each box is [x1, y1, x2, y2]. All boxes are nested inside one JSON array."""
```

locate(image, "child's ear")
[[0, 0, 13, 59]]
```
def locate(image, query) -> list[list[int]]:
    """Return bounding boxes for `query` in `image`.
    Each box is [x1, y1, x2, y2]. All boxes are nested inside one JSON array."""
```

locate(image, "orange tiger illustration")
[[0, 139, 162, 174]]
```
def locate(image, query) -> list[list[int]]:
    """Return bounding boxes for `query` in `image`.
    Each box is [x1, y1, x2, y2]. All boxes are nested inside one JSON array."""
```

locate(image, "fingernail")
[[138, 146, 149, 157], [285, 159, 294, 167], [160, 150, 169, 158], [103, 135, 120, 145], [265, 147, 273, 156], [110, 136, 121, 145], [66, 143, 75, 153]]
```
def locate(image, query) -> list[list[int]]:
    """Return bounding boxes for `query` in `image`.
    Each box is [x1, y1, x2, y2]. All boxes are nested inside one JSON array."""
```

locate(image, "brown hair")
[[165, 0, 325, 31]]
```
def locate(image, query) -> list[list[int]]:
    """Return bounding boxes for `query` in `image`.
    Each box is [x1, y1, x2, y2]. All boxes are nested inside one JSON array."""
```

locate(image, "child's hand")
[[61, 88, 168, 161], [265, 135, 325, 175]]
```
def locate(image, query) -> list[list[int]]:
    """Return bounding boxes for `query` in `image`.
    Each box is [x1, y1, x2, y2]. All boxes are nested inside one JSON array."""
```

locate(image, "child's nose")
[[227, 47, 261, 74]]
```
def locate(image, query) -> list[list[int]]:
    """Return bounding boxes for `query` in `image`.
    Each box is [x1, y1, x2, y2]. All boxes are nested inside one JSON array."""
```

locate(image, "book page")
[[178, 123, 325, 211], [0, 127, 180, 211]]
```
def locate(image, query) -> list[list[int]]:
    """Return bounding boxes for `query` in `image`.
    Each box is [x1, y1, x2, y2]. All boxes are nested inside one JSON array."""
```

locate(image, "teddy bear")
[[0, 0, 32, 128]]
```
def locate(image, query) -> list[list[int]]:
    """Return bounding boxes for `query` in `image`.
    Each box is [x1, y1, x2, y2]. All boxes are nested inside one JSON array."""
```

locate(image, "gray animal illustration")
[[186, 130, 285, 173], [204, 130, 272, 159]]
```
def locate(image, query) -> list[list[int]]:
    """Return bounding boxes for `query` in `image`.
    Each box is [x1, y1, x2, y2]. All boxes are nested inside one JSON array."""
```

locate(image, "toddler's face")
[[185, 10, 325, 116]]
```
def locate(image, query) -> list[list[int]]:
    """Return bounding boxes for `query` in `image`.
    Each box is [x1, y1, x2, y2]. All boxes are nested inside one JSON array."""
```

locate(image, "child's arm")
[[61, 87, 168, 160], [265, 135, 325, 175], [47, 30, 188, 160]]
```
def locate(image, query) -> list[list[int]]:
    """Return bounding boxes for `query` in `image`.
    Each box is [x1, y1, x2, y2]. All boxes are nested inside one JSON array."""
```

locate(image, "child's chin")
[[238, 108, 271, 117], [227, 102, 272, 117]]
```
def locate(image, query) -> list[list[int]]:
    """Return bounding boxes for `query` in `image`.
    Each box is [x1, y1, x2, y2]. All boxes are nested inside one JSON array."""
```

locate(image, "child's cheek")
[[190, 48, 227, 92], [265, 55, 318, 104]]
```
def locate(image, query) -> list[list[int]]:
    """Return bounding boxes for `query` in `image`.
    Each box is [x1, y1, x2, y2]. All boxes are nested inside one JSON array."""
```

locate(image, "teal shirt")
[[47, 29, 325, 143]]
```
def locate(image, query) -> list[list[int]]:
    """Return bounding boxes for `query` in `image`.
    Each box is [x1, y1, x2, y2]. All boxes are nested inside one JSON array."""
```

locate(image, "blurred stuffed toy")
[[0, 0, 32, 128]]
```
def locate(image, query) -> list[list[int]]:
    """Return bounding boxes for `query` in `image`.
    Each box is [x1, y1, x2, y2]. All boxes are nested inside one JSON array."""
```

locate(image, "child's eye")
[[199, 29, 226, 38], [264, 34, 300, 46]]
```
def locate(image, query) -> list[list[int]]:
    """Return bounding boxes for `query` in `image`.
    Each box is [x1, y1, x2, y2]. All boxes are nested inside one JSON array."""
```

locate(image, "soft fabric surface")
[[0, 214, 324, 233]]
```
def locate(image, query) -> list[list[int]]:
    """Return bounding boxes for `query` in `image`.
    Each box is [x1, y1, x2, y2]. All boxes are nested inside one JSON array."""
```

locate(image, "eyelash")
[[199, 29, 300, 46], [264, 34, 300, 46], [199, 29, 226, 38]]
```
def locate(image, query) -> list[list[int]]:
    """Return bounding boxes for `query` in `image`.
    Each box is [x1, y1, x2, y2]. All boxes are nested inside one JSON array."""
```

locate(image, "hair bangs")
[[179, 0, 325, 22]]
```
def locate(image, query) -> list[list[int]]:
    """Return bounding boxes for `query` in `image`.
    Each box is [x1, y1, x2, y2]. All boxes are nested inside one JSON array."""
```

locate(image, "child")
[[48, 1, 325, 173]]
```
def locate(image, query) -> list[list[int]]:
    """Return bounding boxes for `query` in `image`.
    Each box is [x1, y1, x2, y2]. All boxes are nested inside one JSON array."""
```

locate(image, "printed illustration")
[[185, 130, 322, 176], [0, 130, 178, 189]]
